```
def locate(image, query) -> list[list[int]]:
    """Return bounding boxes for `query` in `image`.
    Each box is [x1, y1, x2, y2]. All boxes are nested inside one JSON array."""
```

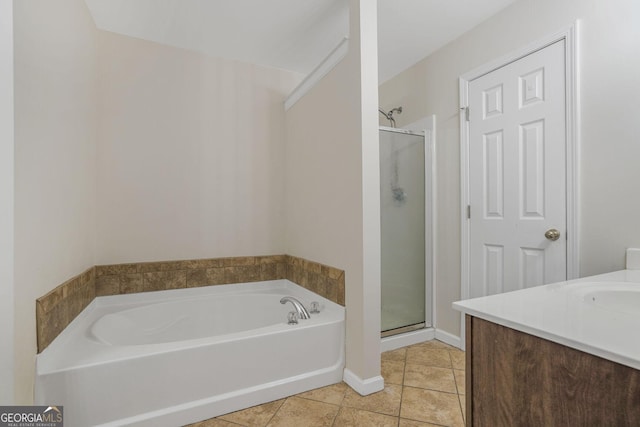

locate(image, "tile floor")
[[186, 340, 466, 427]]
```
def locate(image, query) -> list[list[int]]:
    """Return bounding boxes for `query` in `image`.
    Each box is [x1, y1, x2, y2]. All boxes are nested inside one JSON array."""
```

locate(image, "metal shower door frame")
[[379, 126, 434, 337]]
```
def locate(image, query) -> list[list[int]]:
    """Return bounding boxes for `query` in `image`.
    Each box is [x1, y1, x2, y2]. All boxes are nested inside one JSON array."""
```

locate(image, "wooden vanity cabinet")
[[465, 315, 640, 426]]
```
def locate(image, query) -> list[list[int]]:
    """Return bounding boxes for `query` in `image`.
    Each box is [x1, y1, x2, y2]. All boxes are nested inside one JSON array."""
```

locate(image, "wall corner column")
[[0, 0, 15, 404], [343, 0, 384, 396]]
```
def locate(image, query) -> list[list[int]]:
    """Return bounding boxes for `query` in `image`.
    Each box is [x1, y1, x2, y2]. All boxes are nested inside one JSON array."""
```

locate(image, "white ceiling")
[[377, 0, 518, 82], [85, 0, 518, 83]]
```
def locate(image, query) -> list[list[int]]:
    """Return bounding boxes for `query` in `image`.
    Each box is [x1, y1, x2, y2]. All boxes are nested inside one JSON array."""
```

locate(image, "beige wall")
[[285, 0, 382, 387], [13, 0, 98, 403], [96, 32, 301, 264], [97, 0, 383, 390], [379, 0, 640, 337], [0, 0, 15, 404], [9, 2, 318, 403]]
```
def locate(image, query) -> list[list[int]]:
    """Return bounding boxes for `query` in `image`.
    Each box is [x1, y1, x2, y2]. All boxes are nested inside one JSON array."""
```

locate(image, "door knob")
[[545, 228, 561, 241]]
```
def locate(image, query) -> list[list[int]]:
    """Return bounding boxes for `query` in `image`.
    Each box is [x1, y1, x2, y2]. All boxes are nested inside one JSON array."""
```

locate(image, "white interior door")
[[468, 40, 567, 298]]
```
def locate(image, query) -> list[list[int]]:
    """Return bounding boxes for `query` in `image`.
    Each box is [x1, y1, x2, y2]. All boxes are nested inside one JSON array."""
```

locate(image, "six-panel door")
[[468, 40, 567, 297]]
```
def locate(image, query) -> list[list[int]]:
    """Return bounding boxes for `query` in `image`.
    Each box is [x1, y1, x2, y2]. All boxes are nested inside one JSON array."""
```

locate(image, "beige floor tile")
[[406, 347, 452, 369], [403, 364, 457, 393], [459, 394, 466, 421], [453, 369, 465, 395], [449, 350, 465, 370], [381, 347, 407, 362], [342, 384, 402, 416], [296, 382, 348, 405], [381, 358, 405, 385], [398, 418, 443, 427], [333, 407, 398, 427], [219, 399, 284, 427], [266, 397, 339, 427], [400, 387, 464, 427]]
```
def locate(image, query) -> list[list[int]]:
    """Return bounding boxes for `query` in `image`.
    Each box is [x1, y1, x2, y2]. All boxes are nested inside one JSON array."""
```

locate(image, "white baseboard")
[[435, 329, 463, 349], [380, 327, 463, 352], [343, 369, 384, 396], [380, 328, 435, 352]]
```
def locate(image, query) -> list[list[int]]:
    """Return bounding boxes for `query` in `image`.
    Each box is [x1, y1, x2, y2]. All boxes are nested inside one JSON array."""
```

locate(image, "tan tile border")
[[36, 267, 96, 353], [36, 254, 345, 353]]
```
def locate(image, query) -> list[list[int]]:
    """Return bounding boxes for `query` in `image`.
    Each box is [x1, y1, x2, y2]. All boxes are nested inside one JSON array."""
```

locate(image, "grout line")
[[337, 383, 348, 408], [293, 383, 348, 407], [397, 405, 451, 427], [448, 348, 466, 424], [207, 416, 245, 427], [449, 349, 460, 396], [295, 393, 343, 408], [397, 344, 409, 423], [263, 397, 287, 427], [329, 405, 341, 427]]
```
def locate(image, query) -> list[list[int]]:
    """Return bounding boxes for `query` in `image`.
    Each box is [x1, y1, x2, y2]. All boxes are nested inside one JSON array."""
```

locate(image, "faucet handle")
[[287, 311, 299, 325], [309, 301, 320, 314]]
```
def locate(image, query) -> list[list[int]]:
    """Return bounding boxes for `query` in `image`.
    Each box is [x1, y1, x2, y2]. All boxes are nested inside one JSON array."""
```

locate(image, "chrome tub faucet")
[[280, 296, 311, 320]]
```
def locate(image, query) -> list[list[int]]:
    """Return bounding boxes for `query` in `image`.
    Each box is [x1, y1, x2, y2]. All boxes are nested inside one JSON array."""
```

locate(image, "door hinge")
[[467, 205, 471, 219], [464, 106, 470, 122]]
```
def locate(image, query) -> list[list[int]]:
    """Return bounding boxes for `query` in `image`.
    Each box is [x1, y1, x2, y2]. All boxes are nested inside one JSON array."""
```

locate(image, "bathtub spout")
[[280, 297, 311, 319]]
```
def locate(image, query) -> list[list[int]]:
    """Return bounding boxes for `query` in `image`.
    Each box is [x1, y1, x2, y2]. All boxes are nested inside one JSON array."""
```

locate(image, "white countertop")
[[453, 269, 640, 371]]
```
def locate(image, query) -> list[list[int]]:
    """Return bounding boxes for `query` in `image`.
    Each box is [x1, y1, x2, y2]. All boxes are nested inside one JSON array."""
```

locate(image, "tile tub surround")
[[94, 256, 289, 295], [36, 255, 345, 352], [36, 267, 96, 353], [94, 255, 345, 305]]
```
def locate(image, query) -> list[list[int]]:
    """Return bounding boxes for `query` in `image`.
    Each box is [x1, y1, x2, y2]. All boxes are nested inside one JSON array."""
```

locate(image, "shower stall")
[[379, 123, 432, 338]]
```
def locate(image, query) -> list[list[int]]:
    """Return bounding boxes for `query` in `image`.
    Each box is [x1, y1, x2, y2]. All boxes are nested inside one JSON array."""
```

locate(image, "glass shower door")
[[380, 128, 426, 336]]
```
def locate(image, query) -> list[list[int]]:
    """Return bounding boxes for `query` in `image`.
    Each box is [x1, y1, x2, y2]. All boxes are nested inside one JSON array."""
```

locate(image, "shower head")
[[379, 106, 403, 128]]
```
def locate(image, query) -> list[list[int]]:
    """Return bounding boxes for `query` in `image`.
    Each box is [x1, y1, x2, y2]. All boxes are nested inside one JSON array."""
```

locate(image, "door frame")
[[458, 23, 580, 347]]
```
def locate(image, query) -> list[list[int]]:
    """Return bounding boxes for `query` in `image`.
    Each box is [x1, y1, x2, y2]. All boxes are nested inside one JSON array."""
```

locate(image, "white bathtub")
[[35, 280, 345, 427]]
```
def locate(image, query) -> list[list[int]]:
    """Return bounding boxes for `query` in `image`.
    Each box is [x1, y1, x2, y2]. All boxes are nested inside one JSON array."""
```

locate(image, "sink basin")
[[583, 285, 640, 315]]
